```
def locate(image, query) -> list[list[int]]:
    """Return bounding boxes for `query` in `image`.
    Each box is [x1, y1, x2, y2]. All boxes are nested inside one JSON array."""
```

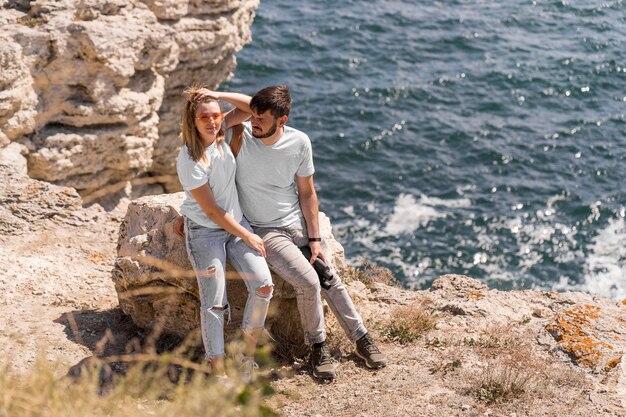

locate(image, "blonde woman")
[[176, 86, 273, 378]]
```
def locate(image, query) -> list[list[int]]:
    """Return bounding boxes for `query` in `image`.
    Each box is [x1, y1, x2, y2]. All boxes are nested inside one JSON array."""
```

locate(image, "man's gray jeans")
[[253, 217, 367, 345]]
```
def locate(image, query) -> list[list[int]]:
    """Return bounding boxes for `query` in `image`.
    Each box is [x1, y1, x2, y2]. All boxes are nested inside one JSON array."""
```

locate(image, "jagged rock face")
[[0, 0, 258, 196], [112, 192, 346, 347], [0, 141, 109, 235], [151, 1, 258, 192]]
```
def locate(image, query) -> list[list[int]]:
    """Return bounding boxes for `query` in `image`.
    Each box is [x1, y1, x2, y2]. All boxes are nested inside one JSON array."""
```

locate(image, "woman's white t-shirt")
[[176, 130, 243, 229]]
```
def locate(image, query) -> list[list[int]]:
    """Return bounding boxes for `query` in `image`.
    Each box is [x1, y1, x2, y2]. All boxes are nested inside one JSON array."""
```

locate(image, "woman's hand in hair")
[[198, 88, 219, 100]]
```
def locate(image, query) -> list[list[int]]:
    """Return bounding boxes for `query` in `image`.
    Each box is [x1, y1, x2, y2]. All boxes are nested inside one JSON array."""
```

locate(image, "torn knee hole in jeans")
[[256, 284, 273, 298], [208, 303, 231, 324], [200, 265, 217, 279]]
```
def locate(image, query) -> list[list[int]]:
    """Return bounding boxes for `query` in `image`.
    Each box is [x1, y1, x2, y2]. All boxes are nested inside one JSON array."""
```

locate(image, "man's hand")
[[174, 216, 184, 237], [308, 241, 327, 265]]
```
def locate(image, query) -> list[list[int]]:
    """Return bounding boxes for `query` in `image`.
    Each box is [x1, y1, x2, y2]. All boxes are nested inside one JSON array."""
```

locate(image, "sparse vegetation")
[[429, 358, 462, 376], [425, 336, 450, 348], [17, 16, 42, 27], [341, 260, 400, 288], [474, 365, 532, 405], [380, 301, 437, 344], [462, 334, 521, 350], [465, 342, 540, 406], [0, 355, 276, 417], [456, 325, 589, 409], [267, 325, 309, 363]]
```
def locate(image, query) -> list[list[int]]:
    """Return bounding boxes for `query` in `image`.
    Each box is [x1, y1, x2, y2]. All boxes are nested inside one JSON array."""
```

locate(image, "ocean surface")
[[224, 0, 626, 297]]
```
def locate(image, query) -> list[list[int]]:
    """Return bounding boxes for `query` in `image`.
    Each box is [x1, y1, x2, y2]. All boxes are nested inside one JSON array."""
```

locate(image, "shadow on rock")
[[55, 307, 206, 392]]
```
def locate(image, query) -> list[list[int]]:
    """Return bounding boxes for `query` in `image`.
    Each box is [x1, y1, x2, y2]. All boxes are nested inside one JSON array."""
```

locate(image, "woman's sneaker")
[[237, 356, 259, 384], [214, 374, 234, 389], [355, 333, 387, 369], [310, 343, 336, 380]]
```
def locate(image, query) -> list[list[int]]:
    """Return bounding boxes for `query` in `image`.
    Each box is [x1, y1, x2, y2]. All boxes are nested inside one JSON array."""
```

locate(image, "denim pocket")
[[186, 217, 205, 231]]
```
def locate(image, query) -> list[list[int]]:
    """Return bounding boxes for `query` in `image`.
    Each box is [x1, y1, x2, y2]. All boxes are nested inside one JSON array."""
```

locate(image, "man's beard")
[[252, 119, 278, 139]]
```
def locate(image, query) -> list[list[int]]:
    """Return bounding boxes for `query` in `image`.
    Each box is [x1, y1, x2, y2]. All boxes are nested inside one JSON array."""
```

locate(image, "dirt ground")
[[0, 205, 121, 373]]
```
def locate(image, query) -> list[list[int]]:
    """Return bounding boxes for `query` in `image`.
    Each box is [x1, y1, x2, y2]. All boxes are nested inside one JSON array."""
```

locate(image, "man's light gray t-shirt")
[[176, 129, 243, 229], [234, 121, 314, 228]]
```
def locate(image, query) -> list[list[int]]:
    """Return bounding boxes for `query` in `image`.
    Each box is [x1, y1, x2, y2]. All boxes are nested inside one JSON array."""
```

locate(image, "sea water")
[[224, 0, 626, 297]]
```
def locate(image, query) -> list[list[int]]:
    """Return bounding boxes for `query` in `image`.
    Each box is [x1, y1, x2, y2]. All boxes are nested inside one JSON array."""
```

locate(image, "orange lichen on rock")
[[467, 290, 485, 300], [604, 357, 622, 373], [546, 304, 622, 372], [621, 299, 626, 307]]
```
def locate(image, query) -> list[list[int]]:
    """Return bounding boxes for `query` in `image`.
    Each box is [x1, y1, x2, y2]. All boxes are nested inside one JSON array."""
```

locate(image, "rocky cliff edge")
[[1, 0, 258, 203]]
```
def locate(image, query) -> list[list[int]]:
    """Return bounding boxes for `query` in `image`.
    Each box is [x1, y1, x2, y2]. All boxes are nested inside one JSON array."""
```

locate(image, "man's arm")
[[198, 89, 251, 128], [296, 175, 327, 265]]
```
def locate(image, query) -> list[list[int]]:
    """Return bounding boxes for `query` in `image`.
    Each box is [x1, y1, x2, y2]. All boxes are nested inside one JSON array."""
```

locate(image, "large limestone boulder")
[[0, 0, 258, 199], [111, 193, 346, 351]]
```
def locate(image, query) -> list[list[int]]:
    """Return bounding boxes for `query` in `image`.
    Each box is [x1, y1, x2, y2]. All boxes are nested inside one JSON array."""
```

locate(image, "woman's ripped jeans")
[[184, 216, 273, 358]]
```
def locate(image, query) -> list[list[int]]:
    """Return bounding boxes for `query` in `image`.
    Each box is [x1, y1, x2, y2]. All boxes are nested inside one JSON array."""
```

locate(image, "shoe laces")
[[237, 356, 258, 384], [358, 334, 381, 355], [239, 356, 259, 370], [313, 344, 333, 366]]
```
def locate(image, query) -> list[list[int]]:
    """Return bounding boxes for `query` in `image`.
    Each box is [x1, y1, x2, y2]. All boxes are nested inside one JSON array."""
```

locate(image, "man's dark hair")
[[250, 85, 291, 118]]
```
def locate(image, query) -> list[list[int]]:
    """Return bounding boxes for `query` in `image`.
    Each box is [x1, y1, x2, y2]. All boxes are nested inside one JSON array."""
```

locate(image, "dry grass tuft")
[[459, 326, 589, 408], [429, 358, 462, 376], [341, 260, 400, 288], [380, 301, 437, 344], [268, 329, 309, 363], [462, 341, 541, 406], [463, 334, 521, 351], [17, 16, 42, 27], [474, 364, 533, 405], [0, 354, 276, 417], [266, 305, 309, 363]]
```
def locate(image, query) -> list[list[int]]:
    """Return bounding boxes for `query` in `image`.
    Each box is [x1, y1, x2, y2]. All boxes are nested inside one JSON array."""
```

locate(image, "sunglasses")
[[196, 113, 224, 123]]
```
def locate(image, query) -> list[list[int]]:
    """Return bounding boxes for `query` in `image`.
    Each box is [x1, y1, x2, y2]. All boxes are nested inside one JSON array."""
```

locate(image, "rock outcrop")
[[425, 274, 625, 374], [1, 0, 258, 199], [0, 141, 104, 236], [271, 274, 626, 416], [111, 192, 345, 348]]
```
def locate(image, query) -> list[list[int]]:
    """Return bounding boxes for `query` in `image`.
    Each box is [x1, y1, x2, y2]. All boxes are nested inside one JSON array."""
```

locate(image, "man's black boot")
[[355, 333, 387, 369], [310, 342, 336, 379]]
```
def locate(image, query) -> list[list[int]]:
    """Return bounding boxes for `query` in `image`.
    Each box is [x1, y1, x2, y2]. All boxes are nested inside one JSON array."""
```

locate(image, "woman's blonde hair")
[[180, 85, 226, 163]]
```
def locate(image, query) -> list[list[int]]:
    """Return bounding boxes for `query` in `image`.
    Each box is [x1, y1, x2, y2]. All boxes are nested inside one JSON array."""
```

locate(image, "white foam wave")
[[384, 193, 471, 235], [582, 218, 626, 299], [339, 195, 625, 296]]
